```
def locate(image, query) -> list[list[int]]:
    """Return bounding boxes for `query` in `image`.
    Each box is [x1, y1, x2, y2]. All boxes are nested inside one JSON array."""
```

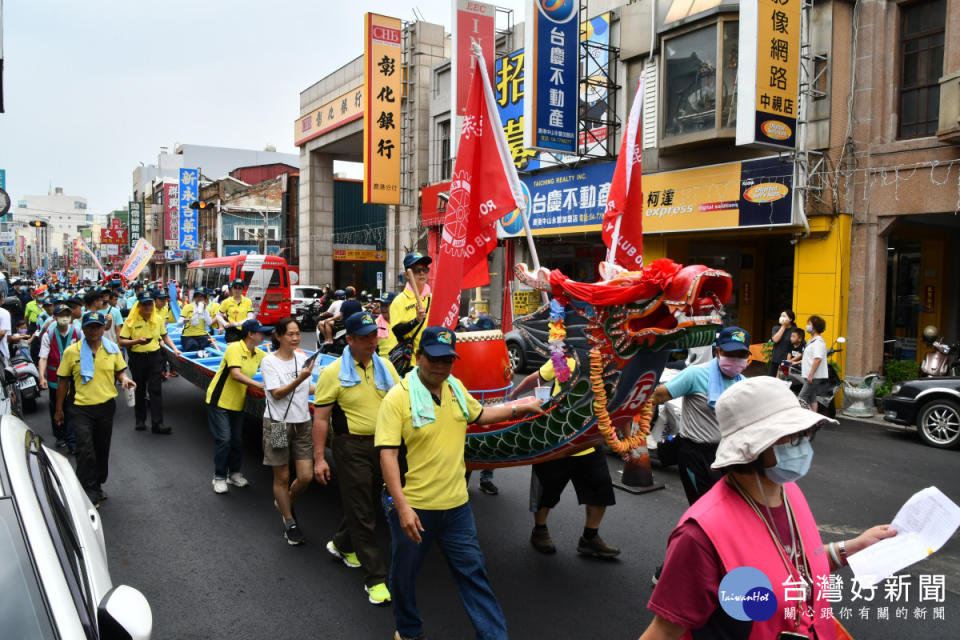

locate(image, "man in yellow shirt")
[[205, 318, 271, 494], [178, 287, 214, 352], [376, 327, 543, 640], [217, 278, 255, 343], [55, 311, 136, 507], [510, 354, 619, 558], [314, 310, 401, 605], [375, 291, 398, 358], [388, 252, 432, 373], [118, 293, 181, 434]]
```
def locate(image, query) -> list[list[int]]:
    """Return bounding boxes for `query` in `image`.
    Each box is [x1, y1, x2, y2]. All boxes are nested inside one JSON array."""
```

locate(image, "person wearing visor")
[[179, 288, 215, 352], [389, 252, 433, 371], [376, 327, 544, 640], [217, 278, 255, 343], [205, 318, 272, 494], [38, 303, 83, 452], [118, 292, 181, 434], [55, 311, 136, 507], [640, 377, 896, 640]]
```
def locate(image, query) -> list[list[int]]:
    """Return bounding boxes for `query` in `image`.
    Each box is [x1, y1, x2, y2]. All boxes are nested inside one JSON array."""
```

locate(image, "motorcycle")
[[920, 326, 960, 377], [294, 300, 324, 332], [8, 352, 41, 412], [778, 337, 846, 417]]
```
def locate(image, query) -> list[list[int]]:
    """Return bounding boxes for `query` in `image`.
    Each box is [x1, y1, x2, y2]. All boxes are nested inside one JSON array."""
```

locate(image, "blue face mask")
[[764, 438, 814, 484]]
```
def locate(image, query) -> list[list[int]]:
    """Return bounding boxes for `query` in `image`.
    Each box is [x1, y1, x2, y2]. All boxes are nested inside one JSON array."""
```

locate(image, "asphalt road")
[[20, 361, 960, 639]]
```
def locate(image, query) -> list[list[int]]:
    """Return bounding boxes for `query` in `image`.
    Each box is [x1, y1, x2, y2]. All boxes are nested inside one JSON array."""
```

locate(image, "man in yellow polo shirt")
[[205, 318, 271, 494], [217, 278, 255, 343], [55, 311, 136, 507], [388, 252, 433, 373], [313, 310, 401, 606], [118, 292, 181, 434], [376, 327, 543, 640], [178, 287, 215, 352], [510, 353, 619, 559]]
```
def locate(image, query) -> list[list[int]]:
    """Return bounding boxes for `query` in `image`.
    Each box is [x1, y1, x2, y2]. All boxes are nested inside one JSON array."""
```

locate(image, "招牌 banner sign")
[[128, 201, 143, 247], [452, 1, 496, 118], [363, 13, 402, 205], [295, 86, 363, 147], [736, 0, 800, 149], [122, 238, 156, 281], [524, 0, 580, 153], [178, 168, 199, 251], [164, 182, 178, 249]]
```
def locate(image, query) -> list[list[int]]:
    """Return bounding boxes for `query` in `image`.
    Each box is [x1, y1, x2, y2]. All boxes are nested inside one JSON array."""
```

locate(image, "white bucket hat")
[[712, 377, 836, 469]]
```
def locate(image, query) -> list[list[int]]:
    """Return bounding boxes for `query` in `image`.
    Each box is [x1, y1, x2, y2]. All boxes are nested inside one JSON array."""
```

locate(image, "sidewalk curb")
[[834, 412, 891, 428]]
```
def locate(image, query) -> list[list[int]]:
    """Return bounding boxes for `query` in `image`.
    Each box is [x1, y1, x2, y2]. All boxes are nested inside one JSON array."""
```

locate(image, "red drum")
[[452, 330, 513, 404]]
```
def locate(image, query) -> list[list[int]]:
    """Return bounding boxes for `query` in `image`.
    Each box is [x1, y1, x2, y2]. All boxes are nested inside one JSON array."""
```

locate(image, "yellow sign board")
[[333, 248, 386, 262], [512, 290, 542, 317], [295, 86, 364, 147], [363, 13, 403, 204], [642, 162, 742, 233]]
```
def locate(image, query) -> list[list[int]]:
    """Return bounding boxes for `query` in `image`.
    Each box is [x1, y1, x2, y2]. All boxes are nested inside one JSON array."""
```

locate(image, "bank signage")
[[295, 86, 364, 147], [363, 13, 403, 204]]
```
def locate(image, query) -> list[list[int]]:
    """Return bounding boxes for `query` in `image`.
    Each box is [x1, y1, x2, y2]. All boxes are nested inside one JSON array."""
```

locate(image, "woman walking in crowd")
[[800, 315, 829, 413], [260, 317, 315, 545]]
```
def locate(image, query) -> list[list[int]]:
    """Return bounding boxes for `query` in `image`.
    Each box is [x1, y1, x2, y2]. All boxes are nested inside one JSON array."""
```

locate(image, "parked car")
[[0, 414, 153, 639], [882, 376, 960, 449], [503, 303, 590, 372], [291, 284, 326, 315]]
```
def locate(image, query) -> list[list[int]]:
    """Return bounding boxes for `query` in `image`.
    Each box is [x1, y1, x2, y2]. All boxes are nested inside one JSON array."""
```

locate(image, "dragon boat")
[[163, 258, 731, 470]]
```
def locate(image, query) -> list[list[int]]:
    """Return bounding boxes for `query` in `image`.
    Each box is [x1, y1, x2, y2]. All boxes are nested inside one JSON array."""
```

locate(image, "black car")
[[503, 303, 590, 372], [882, 376, 960, 449]]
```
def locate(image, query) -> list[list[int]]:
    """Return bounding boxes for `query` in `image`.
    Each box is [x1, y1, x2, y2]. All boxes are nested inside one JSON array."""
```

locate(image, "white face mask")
[[57, 317, 71, 328], [806, 324, 814, 333]]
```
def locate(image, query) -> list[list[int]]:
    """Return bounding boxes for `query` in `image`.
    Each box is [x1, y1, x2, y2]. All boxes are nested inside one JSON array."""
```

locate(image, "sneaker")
[[212, 477, 228, 494], [151, 423, 172, 435], [134, 423, 147, 431], [530, 525, 556, 554], [365, 582, 391, 605], [651, 563, 663, 586], [394, 632, 426, 640], [479, 480, 499, 495], [226, 472, 249, 488], [284, 523, 305, 546], [326, 540, 361, 568], [577, 534, 621, 559]]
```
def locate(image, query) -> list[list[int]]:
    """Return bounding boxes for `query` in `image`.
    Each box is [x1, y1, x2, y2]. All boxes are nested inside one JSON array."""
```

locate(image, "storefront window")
[[721, 21, 739, 128]]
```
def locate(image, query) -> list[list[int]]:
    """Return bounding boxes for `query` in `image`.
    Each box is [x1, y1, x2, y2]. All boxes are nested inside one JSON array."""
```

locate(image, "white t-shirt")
[[327, 300, 343, 317], [261, 353, 312, 424], [0, 307, 10, 359], [801, 335, 829, 379]]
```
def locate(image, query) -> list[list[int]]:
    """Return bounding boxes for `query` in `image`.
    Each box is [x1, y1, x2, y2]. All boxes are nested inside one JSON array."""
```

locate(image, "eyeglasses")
[[411, 266, 430, 275], [777, 426, 821, 447], [424, 354, 456, 365]]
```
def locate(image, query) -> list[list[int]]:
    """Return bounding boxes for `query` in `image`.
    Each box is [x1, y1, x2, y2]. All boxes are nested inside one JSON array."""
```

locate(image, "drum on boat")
[[452, 330, 513, 404]]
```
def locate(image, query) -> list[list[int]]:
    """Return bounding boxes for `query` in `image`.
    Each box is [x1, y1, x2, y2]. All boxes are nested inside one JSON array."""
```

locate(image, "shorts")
[[262, 419, 314, 466], [798, 379, 830, 405], [532, 449, 616, 510]]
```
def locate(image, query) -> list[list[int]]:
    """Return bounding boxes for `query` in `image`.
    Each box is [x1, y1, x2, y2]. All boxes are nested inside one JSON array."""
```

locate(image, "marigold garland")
[[589, 347, 652, 453]]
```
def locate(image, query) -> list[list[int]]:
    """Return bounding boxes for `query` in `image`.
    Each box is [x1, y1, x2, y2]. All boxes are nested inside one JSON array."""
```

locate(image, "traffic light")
[[29, 220, 47, 227], [189, 201, 211, 210]]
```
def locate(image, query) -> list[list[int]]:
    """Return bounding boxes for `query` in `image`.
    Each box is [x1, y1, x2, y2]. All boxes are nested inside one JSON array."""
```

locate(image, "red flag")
[[428, 47, 525, 330], [602, 77, 645, 271]]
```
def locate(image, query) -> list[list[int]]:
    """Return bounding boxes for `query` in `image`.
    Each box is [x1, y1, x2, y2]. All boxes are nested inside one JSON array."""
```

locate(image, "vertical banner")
[[128, 201, 143, 247], [580, 13, 611, 154], [736, 0, 800, 149], [178, 168, 199, 251], [363, 13, 403, 204], [524, 0, 580, 153], [495, 50, 541, 171], [164, 182, 179, 249], [121, 238, 156, 282], [451, 0, 496, 148]]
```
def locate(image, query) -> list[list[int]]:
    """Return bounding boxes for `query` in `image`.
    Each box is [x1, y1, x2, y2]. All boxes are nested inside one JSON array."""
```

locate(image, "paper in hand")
[[847, 486, 960, 587]]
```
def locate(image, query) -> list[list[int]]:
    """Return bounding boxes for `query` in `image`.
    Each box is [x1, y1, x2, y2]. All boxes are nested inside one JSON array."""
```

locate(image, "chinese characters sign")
[[178, 168, 198, 251], [363, 13, 402, 204], [164, 182, 179, 249], [99, 227, 128, 244], [524, 0, 580, 153], [333, 248, 386, 262], [294, 86, 364, 147], [737, 0, 800, 149], [495, 50, 541, 171], [128, 201, 143, 247], [453, 1, 495, 118]]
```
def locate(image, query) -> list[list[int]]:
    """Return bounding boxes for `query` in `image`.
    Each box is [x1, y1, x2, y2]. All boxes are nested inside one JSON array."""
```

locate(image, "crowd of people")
[[4, 264, 899, 640]]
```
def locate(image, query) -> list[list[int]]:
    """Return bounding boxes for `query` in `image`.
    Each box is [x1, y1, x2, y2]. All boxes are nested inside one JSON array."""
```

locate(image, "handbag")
[[265, 355, 297, 449]]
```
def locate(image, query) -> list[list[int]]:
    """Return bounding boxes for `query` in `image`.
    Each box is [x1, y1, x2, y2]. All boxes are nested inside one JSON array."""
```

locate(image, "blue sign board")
[[0, 169, 6, 190], [178, 168, 199, 251], [497, 161, 614, 238], [495, 50, 540, 172], [524, 0, 579, 153]]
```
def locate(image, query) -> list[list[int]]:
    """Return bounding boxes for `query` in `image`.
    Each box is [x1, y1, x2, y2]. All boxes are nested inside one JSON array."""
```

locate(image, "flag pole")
[[471, 42, 547, 304]]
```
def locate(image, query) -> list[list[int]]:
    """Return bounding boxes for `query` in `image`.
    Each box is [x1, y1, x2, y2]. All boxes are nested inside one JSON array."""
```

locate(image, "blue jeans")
[[206, 405, 244, 479], [383, 494, 507, 639], [181, 335, 212, 352]]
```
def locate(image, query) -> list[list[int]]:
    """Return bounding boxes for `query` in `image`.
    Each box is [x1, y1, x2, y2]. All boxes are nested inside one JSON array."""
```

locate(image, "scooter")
[[294, 300, 323, 332], [920, 326, 960, 377], [779, 337, 845, 417], [8, 351, 42, 412]]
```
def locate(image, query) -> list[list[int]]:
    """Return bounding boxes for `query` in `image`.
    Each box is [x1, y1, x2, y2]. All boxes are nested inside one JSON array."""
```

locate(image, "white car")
[[0, 414, 152, 639], [290, 284, 325, 314]]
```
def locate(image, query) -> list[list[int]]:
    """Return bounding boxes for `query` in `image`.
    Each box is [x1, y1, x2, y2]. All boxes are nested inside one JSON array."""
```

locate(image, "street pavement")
[[20, 362, 960, 639]]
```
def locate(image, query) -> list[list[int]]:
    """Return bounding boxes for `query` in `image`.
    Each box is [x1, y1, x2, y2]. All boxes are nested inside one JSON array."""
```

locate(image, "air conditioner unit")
[[936, 70, 960, 144]]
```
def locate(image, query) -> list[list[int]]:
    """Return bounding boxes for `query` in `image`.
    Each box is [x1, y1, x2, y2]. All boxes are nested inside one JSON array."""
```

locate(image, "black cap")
[[241, 318, 274, 335], [403, 252, 432, 271], [53, 303, 71, 316], [137, 293, 155, 304], [81, 311, 106, 327], [346, 311, 379, 336], [419, 326, 459, 358], [229, 279, 244, 289]]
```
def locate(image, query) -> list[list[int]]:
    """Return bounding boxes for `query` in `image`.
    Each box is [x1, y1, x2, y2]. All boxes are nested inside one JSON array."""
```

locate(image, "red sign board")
[[454, 1, 495, 116], [164, 183, 179, 246], [100, 228, 128, 244]]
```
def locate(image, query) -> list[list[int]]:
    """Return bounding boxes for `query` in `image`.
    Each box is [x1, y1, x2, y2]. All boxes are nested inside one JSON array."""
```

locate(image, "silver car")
[[0, 414, 153, 639]]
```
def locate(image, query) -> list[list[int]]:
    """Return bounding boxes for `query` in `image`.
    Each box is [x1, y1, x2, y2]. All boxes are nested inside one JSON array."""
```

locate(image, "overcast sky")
[[0, 0, 525, 214]]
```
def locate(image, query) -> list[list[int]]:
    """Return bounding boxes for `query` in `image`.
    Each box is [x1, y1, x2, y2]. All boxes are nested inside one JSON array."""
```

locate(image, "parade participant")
[[32, 296, 57, 362], [104, 289, 124, 345], [83, 290, 113, 334], [639, 377, 896, 640], [118, 293, 181, 434], [205, 319, 272, 494], [376, 327, 544, 640], [155, 288, 176, 324], [260, 317, 314, 545], [314, 310, 401, 604], [800, 315, 829, 413], [179, 288, 215, 352], [125, 282, 144, 310], [0, 295, 11, 360], [375, 291, 398, 358], [39, 303, 83, 451], [217, 278, 255, 343], [512, 354, 619, 557], [8, 316, 35, 360], [24, 286, 45, 331], [66, 296, 84, 330], [388, 252, 433, 370], [54, 311, 136, 507], [768, 310, 798, 377]]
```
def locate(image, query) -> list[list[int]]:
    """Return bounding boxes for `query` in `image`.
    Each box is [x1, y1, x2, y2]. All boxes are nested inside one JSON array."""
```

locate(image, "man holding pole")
[[388, 252, 432, 372]]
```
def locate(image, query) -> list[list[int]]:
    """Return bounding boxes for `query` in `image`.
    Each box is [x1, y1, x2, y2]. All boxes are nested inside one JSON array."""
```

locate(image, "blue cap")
[[229, 278, 244, 289], [716, 327, 751, 353], [378, 291, 397, 305], [241, 318, 274, 335], [53, 303, 71, 316], [42, 297, 56, 306], [419, 326, 459, 358], [81, 311, 106, 327], [138, 293, 155, 304], [346, 311, 379, 336], [403, 252, 432, 271]]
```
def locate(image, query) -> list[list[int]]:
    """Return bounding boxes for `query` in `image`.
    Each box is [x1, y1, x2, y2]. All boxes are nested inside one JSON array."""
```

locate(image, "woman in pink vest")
[[640, 377, 896, 640], [37, 303, 83, 453]]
